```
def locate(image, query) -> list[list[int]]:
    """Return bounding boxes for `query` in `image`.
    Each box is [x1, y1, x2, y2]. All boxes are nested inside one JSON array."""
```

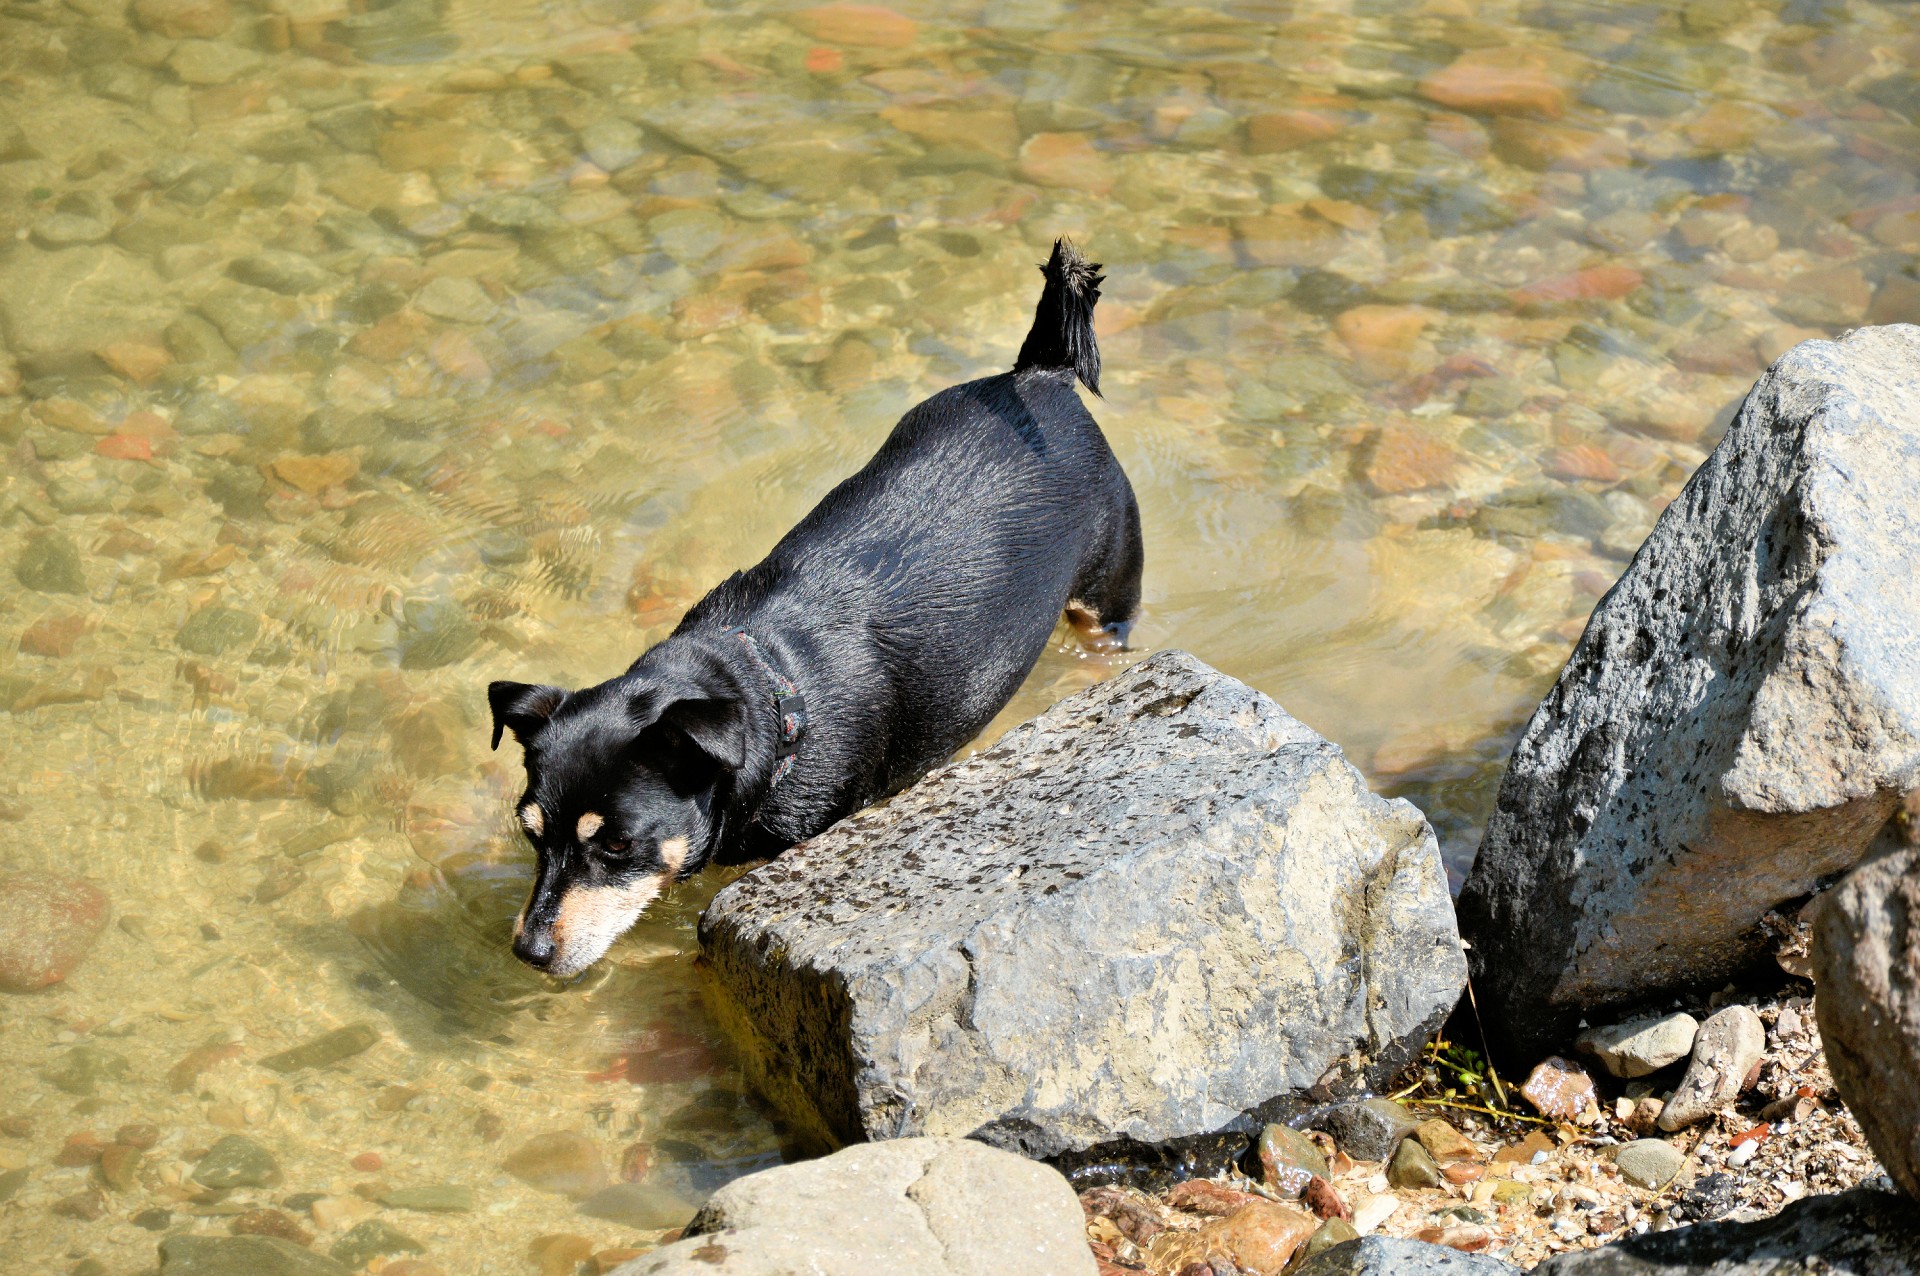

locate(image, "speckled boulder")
[[699, 650, 1465, 1158], [1460, 325, 1920, 1058]]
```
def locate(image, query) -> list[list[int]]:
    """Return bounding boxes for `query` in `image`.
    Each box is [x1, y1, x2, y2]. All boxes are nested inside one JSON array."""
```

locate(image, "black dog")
[[488, 239, 1142, 977]]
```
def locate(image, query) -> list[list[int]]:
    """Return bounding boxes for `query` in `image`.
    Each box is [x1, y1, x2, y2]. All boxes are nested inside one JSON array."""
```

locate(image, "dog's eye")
[[602, 838, 634, 857]]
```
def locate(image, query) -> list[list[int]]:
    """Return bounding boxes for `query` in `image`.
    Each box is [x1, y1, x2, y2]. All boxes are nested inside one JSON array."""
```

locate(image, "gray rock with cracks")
[[700, 650, 1465, 1158], [1458, 325, 1920, 1057]]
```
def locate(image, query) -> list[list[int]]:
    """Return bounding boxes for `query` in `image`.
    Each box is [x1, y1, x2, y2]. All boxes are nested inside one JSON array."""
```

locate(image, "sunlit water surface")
[[3, 0, 1918, 1267]]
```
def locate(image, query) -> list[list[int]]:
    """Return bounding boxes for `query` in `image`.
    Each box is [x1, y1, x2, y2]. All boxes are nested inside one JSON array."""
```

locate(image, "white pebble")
[[1728, 1139, 1759, 1168]]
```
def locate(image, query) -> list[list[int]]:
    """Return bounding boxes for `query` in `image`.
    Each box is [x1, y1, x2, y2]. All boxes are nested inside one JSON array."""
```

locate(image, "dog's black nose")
[[513, 928, 555, 969]]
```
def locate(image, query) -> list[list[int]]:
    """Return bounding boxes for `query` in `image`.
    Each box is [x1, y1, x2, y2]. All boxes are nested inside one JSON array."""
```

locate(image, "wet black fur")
[[489, 239, 1143, 973]]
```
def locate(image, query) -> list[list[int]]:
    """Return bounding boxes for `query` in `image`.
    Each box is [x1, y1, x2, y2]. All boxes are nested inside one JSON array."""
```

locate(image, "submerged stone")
[[192, 1135, 281, 1189], [380, 1185, 475, 1212], [160, 1236, 348, 1276], [575, 1181, 694, 1230], [396, 598, 480, 669], [0, 245, 171, 370], [258, 1023, 379, 1073], [16, 532, 87, 595], [176, 607, 261, 656], [503, 1132, 609, 1200], [229, 251, 336, 296], [329, 1219, 424, 1268], [0, 871, 110, 990]]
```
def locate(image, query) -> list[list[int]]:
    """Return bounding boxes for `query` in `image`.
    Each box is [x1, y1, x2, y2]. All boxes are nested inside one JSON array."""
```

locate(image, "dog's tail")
[[1013, 238, 1103, 397]]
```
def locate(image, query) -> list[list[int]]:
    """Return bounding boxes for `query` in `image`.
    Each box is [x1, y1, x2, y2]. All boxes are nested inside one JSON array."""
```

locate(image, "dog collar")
[[725, 629, 807, 785]]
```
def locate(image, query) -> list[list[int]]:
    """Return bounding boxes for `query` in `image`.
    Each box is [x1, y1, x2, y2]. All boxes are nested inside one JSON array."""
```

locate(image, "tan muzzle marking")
[[546, 875, 666, 978]]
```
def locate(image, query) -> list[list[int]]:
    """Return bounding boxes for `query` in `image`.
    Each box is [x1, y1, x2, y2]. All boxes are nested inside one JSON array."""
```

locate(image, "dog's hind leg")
[[1065, 484, 1144, 653]]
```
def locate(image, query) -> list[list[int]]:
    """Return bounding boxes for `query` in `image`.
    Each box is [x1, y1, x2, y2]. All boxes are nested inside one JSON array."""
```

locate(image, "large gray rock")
[[1294, 1236, 1521, 1273], [1458, 325, 1920, 1057], [609, 1137, 1094, 1276], [1816, 847, 1920, 1202], [1533, 1185, 1920, 1273], [700, 650, 1465, 1158]]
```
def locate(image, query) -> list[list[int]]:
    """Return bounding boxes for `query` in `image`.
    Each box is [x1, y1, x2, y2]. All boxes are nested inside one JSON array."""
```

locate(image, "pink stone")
[[0, 873, 110, 991], [1520, 1055, 1598, 1123]]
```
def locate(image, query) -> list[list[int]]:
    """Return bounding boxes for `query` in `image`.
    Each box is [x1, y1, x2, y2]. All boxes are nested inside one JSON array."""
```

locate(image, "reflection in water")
[[2, 0, 1918, 1266]]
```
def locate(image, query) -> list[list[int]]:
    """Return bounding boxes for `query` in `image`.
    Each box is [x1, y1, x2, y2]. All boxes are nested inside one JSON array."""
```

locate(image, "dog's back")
[[490, 242, 1143, 975], [678, 240, 1142, 816]]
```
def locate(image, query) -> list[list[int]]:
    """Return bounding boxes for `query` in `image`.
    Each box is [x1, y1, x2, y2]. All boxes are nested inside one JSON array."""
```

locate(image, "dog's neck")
[[723, 628, 808, 785], [666, 624, 812, 866]]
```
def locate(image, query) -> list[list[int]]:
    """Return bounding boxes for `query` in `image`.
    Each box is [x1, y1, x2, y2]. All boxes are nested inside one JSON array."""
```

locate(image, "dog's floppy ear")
[[489, 681, 568, 749], [630, 691, 748, 773]]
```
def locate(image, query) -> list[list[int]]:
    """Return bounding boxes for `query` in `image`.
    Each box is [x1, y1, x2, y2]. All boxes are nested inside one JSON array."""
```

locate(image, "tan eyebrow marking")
[[521, 805, 544, 837], [576, 811, 603, 841]]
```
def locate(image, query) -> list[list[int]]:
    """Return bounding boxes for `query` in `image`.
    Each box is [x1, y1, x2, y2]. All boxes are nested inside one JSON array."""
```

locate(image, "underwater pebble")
[[259, 1024, 379, 1073], [193, 1135, 281, 1189], [0, 873, 110, 991], [330, 1218, 426, 1267], [788, 4, 917, 47], [14, 533, 88, 596], [133, 0, 231, 38], [380, 1184, 476, 1213], [160, 1234, 347, 1275], [503, 1131, 610, 1200], [232, 1207, 314, 1246]]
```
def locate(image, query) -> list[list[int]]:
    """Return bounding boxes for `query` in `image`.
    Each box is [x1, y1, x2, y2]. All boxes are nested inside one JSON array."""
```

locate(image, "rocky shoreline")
[[640, 326, 1920, 1275], [1078, 984, 1886, 1273]]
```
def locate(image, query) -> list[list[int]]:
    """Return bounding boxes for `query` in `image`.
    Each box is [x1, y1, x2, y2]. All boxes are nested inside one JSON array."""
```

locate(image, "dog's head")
[[487, 660, 749, 977]]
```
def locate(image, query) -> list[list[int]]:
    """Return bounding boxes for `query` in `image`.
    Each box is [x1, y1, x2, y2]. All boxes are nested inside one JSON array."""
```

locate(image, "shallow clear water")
[[2, 0, 1917, 1267]]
